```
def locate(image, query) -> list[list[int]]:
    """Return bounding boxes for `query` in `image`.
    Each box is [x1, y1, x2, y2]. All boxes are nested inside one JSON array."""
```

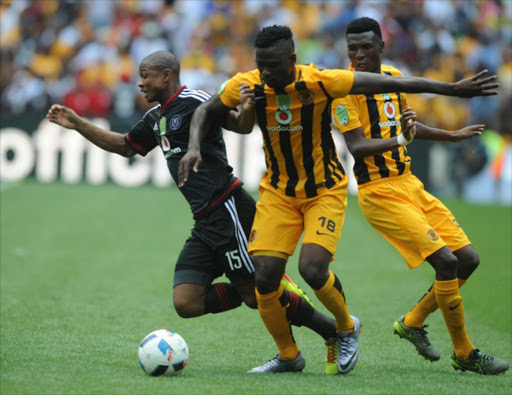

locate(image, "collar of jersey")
[[161, 85, 186, 113]]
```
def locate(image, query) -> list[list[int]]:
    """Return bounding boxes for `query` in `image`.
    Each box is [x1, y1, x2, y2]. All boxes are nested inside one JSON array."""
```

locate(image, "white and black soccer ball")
[[138, 329, 189, 376]]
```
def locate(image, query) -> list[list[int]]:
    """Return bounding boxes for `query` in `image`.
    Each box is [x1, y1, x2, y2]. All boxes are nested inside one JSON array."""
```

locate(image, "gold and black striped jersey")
[[331, 64, 411, 186], [218, 64, 354, 198]]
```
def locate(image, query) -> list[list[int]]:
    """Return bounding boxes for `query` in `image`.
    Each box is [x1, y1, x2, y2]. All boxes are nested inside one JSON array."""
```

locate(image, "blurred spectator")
[[0, 0, 509, 131], [0, 0, 512, 123], [0, 0, 509, 202], [130, 18, 168, 68], [62, 71, 112, 118]]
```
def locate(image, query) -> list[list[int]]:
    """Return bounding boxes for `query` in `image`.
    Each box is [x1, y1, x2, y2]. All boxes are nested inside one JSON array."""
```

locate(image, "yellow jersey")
[[331, 64, 411, 186], [219, 64, 354, 198]]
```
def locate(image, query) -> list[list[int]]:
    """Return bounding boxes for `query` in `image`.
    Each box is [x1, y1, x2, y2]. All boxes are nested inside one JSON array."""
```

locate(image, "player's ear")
[[289, 53, 297, 66], [380, 41, 385, 53], [163, 68, 172, 81]]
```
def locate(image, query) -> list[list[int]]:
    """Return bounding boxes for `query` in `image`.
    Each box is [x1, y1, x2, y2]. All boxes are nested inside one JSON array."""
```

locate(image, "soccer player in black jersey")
[[47, 50, 341, 364], [331, 17, 509, 375]]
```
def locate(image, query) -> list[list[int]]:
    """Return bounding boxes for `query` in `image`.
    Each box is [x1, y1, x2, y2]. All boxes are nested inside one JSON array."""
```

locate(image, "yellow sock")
[[434, 279, 474, 360], [405, 278, 467, 328], [256, 285, 299, 360], [313, 270, 354, 333]]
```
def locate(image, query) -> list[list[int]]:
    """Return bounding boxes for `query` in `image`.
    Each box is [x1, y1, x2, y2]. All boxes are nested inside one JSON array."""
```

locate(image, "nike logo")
[[255, 96, 265, 100], [449, 301, 462, 310], [338, 349, 359, 371], [316, 230, 330, 235]]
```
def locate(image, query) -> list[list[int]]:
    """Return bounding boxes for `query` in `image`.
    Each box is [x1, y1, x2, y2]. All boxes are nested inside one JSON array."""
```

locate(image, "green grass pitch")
[[1, 180, 510, 394]]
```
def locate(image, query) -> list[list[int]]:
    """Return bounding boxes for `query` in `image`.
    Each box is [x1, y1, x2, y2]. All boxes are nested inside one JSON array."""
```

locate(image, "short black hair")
[[141, 51, 180, 75], [255, 25, 294, 50], [346, 17, 382, 39]]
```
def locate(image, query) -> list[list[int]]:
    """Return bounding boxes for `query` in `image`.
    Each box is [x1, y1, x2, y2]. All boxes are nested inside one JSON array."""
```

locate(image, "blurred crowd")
[[1, 0, 511, 134]]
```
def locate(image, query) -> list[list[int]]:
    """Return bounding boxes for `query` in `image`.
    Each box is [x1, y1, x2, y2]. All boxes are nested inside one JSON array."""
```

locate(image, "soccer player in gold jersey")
[[331, 17, 509, 375], [178, 25, 499, 374]]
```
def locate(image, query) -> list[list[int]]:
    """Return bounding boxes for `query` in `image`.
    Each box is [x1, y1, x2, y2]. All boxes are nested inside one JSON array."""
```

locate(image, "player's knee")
[[299, 261, 328, 290], [242, 295, 258, 309], [433, 254, 459, 280], [173, 297, 203, 318], [253, 257, 284, 294], [458, 250, 480, 279]]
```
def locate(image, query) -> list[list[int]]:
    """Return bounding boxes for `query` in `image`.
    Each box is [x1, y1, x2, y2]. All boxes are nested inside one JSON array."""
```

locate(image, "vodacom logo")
[[383, 101, 396, 119], [275, 109, 292, 124], [275, 93, 293, 125]]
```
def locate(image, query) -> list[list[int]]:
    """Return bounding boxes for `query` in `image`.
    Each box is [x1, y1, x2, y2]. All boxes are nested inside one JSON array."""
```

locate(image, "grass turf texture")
[[1, 180, 510, 395]]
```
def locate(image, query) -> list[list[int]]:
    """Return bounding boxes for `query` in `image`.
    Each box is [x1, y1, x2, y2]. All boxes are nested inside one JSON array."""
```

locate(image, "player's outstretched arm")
[[46, 104, 136, 157], [333, 107, 417, 159], [415, 123, 485, 143], [178, 95, 231, 186], [350, 69, 498, 98]]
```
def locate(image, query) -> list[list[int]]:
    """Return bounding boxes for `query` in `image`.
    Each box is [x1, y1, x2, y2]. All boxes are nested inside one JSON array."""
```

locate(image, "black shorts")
[[173, 188, 256, 288]]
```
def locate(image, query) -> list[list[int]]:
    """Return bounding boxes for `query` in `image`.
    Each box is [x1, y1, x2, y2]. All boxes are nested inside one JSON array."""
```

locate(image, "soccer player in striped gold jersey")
[[179, 25, 500, 375], [47, 51, 347, 365], [331, 17, 509, 375]]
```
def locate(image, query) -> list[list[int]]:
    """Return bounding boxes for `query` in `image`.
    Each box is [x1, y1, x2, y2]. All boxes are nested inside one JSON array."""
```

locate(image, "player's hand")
[[449, 124, 485, 143], [46, 104, 80, 129], [240, 82, 255, 111], [400, 107, 417, 141], [178, 149, 202, 187], [453, 70, 499, 97]]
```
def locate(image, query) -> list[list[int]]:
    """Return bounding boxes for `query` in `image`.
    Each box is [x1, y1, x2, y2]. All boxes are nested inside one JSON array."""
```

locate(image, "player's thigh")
[[302, 183, 347, 256], [420, 190, 471, 252], [173, 237, 220, 289], [231, 187, 257, 239], [173, 283, 208, 312], [215, 234, 256, 289], [248, 186, 303, 256], [358, 177, 446, 269]]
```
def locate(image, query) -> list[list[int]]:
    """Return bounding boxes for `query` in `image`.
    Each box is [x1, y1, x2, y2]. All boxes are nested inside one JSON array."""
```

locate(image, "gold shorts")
[[358, 172, 470, 269], [248, 180, 348, 257]]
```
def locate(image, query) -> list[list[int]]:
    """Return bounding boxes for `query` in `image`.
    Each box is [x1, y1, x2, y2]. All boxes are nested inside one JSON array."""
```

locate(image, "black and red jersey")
[[125, 86, 241, 218]]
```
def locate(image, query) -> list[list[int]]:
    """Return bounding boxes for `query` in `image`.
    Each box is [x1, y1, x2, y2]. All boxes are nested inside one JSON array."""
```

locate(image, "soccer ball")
[[138, 329, 189, 376]]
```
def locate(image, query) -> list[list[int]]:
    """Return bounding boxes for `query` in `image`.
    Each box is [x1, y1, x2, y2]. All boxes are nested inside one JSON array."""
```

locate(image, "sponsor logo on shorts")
[[316, 230, 330, 236], [426, 228, 440, 241], [249, 229, 257, 243]]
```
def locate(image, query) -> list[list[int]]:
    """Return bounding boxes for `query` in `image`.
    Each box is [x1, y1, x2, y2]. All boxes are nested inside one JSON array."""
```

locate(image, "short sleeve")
[[331, 96, 361, 134], [320, 69, 355, 99], [401, 92, 409, 110], [125, 117, 158, 156], [218, 73, 243, 108]]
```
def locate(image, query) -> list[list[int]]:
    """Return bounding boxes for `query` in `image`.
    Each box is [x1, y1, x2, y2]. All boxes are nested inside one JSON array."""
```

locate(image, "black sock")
[[281, 290, 338, 341], [204, 283, 243, 314]]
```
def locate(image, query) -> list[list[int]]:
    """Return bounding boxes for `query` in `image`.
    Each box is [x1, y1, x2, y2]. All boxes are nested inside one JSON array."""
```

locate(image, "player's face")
[[346, 31, 383, 73], [138, 65, 167, 103], [255, 46, 296, 90]]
